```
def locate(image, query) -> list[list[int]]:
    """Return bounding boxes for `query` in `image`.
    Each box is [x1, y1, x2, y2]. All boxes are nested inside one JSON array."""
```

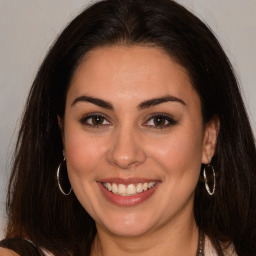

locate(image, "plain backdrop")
[[0, 0, 255, 239]]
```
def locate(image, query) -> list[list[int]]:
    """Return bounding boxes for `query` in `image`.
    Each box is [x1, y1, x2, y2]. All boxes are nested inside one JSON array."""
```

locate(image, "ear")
[[201, 115, 220, 164], [57, 115, 65, 151], [57, 115, 63, 130]]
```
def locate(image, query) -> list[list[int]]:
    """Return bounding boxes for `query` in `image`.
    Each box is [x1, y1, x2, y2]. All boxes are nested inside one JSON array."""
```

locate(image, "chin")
[[103, 223, 153, 238], [95, 211, 157, 237]]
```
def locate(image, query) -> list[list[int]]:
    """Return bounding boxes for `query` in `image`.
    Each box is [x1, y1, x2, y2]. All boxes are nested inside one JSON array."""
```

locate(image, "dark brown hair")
[[4, 0, 256, 255]]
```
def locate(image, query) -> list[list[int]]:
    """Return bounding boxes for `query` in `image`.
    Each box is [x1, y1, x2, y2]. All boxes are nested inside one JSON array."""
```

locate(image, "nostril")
[[106, 146, 146, 169], [106, 129, 147, 169]]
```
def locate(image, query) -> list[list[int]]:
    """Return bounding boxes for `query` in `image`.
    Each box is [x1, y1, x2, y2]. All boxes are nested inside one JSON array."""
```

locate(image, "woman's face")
[[62, 46, 217, 237]]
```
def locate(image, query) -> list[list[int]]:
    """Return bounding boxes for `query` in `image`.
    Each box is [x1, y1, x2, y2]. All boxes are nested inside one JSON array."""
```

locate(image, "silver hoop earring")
[[57, 158, 72, 196], [203, 164, 216, 196]]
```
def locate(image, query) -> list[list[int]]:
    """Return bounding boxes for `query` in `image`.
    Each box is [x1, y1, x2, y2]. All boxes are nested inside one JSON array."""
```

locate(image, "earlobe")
[[202, 116, 220, 164]]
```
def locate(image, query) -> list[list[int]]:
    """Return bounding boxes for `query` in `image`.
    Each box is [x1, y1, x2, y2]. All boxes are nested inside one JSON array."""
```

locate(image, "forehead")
[[67, 45, 199, 107]]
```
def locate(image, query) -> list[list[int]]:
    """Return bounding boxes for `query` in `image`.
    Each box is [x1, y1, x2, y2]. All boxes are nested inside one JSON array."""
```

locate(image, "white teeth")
[[107, 183, 112, 191], [127, 184, 136, 195], [102, 181, 156, 196], [143, 183, 148, 191], [118, 184, 126, 195], [136, 183, 143, 193], [149, 182, 155, 188], [112, 183, 118, 194]]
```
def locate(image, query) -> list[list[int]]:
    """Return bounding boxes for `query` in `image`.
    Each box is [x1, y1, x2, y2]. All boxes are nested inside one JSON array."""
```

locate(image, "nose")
[[107, 127, 146, 169]]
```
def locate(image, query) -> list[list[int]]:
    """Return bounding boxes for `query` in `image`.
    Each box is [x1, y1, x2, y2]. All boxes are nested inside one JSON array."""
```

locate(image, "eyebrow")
[[138, 95, 186, 110], [71, 96, 113, 109], [71, 95, 186, 110]]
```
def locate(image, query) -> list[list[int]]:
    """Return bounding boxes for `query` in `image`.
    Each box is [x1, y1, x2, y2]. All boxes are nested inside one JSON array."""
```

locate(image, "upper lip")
[[98, 177, 160, 185]]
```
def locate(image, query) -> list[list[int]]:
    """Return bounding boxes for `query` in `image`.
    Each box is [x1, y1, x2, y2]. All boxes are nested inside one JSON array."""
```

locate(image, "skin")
[[0, 248, 19, 256], [61, 46, 219, 256]]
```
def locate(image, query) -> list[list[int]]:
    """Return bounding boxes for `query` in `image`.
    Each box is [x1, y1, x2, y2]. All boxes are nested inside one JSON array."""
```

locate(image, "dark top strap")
[[0, 238, 42, 256]]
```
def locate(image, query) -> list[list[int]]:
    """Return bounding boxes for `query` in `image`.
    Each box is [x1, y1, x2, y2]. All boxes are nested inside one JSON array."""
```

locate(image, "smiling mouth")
[[102, 182, 156, 196]]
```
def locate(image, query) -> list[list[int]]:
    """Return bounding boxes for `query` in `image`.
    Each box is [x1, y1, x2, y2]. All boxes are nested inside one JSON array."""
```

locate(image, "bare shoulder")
[[0, 247, 19, 256]]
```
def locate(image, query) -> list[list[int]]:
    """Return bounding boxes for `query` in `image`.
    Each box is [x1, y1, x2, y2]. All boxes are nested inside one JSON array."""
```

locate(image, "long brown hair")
[[5, 0, 256, 255]]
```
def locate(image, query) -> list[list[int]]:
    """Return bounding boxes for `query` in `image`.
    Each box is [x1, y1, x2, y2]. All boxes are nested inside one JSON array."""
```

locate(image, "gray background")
[[0, 0, 255, 238]]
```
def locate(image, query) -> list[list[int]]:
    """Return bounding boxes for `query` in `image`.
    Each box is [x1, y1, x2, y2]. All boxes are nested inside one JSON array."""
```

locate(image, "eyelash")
[[80, 113, 177, 129], [143, 113, 177, 129], [80, 113, 111, 127]]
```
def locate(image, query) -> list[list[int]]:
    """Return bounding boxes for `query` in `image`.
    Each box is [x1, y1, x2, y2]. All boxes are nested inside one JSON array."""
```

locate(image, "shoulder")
[[0, 238, 42, 256], [205, 236, 237, 256], [0, 247, 19, 256]]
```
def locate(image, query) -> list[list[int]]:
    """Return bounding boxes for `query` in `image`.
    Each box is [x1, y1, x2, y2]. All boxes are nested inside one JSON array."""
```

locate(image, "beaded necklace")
[[196, 230, 205, 256]]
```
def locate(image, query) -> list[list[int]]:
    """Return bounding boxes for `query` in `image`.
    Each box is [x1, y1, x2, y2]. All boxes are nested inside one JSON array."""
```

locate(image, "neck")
[[91, 213, 199, 256]]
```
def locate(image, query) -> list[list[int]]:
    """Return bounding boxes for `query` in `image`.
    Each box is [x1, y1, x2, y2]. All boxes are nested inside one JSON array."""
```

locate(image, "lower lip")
[[98, 182, 159, 207]]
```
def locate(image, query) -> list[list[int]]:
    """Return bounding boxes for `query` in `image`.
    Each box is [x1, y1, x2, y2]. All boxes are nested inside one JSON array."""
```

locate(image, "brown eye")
[[91, 115, 104, 125], [143, 114, 177, 129], [153, 117, 166, 126], [80, 114, 111, 127]]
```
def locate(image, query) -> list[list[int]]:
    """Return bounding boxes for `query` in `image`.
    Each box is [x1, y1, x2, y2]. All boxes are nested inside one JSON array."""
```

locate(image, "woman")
[[0, 0, 255, 255]]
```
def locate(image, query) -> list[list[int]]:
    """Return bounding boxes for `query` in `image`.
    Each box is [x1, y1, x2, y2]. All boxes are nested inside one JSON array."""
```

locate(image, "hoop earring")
[[203, 164, 216, 196], [57, 158, 72, 196]]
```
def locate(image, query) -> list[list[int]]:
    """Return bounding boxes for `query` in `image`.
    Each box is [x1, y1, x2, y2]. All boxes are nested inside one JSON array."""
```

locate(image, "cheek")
[[64, 124, 106, 180], [63, 127, 107, 212], [152, 127, 204, 208], [148, 126, 204, 177]]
